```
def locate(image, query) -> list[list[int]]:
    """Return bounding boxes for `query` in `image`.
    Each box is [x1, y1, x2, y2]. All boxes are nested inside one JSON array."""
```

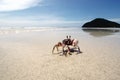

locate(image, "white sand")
[[0, 28, 120, 80]]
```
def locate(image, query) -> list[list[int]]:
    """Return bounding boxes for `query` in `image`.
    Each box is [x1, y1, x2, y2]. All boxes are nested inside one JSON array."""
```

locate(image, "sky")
[[0, 0, 120, 27]]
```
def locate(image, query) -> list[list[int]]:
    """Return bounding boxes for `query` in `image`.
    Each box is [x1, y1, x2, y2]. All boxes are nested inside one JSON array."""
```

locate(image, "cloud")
[[0, 19, 85, 27], [0, 0, 42, 12], [109, 18, 120, 23], [0, 13, 86, 27]]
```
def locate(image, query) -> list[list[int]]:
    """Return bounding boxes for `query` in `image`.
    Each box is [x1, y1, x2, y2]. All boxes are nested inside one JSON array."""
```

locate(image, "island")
[[82, 18, 120, 28]]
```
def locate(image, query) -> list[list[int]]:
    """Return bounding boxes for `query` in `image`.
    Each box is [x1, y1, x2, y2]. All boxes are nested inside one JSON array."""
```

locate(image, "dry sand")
[[0, 28, 120, 80]]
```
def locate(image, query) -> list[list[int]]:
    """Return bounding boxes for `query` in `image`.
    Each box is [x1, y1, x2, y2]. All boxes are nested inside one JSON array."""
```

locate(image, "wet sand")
[[0, 28, 120, 80]]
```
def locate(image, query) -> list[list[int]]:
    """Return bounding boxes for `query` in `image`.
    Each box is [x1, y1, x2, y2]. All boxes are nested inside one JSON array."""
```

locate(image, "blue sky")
[[0, 0, 120, 27]]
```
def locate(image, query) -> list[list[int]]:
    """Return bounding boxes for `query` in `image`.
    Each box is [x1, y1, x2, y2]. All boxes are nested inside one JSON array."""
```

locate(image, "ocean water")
[[0, 27, 79, 35], [0, 27, 120, 38]]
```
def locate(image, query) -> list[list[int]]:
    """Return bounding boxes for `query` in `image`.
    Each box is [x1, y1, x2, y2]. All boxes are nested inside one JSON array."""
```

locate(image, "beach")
[[0, 27, 120, 80]]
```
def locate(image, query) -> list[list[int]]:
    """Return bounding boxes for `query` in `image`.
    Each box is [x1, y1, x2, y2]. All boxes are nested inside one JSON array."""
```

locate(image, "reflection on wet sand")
[[82, 28, 120, 37]]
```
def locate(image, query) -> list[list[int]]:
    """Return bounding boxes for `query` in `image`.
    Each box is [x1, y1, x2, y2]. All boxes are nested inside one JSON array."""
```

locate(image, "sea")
[[0, 26, 120, 39]]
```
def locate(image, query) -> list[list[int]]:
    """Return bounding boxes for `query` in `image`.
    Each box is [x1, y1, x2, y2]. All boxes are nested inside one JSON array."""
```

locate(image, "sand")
[[0, 28, 120, 80]]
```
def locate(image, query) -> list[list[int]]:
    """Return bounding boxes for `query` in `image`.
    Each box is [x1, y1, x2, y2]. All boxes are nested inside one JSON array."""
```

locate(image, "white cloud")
[[0, 19, 85, 27], [109, 18, 120, 23], [0, 14, 86, 27], [0, 0, 42, 11]]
